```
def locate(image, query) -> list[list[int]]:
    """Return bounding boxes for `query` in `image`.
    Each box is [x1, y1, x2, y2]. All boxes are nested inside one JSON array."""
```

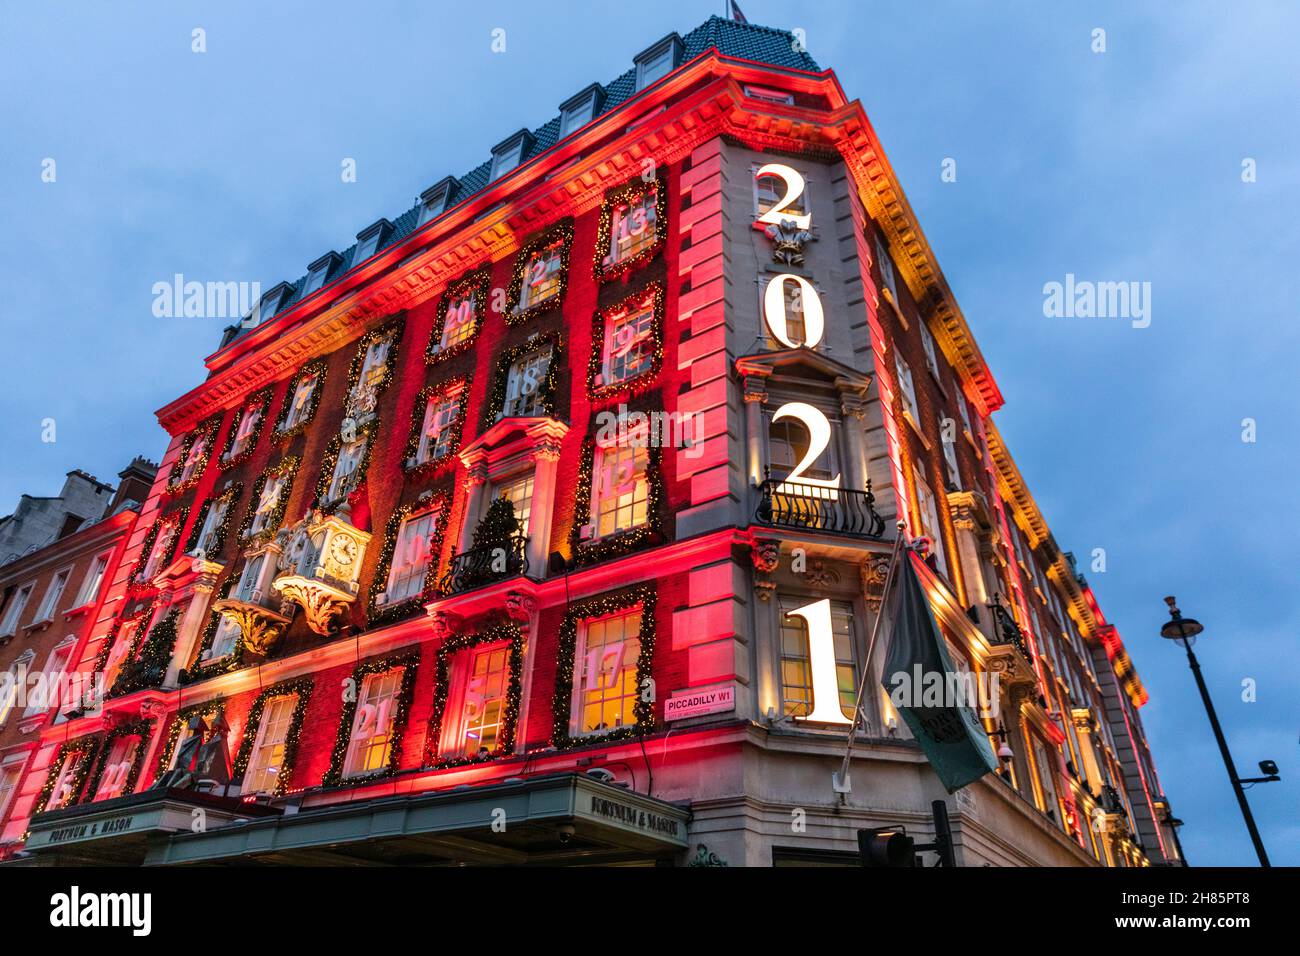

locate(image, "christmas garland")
[[272, 358, 329, 441], [593, 173, 667, 282], [35, 736, 101, 814], [165, 415, 221, 495], [343, 316, 405, 424], [218, 388, 273, 470], [401, 376, 471, 479], [424, 618, 523, 768], [82, 718, 153, 802], [427, 268, 490, 365], [568, 435, 665, 566], [504, 219, 574, 326], [108, 606, 181, 698], [178, 601, 245, 686], [182, 481, 242, 562], [585, 281, 665, 402], [127, 505, 190, 590], [550, 584, 657, 749], [365, 491, 450, 629], [232, 676, 315, 796], [237, 455, 301, 544], [482, 331, 563, 426], [154, 698, 226, 778], [321, 651, 421, 788]]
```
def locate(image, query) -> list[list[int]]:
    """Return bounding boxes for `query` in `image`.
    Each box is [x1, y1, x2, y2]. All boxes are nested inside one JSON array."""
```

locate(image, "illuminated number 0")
[[763, 273, 823, 349]]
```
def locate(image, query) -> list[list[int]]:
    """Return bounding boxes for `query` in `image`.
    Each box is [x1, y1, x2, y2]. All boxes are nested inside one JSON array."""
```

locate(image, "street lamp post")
[[1160, 596, 1271, 867]]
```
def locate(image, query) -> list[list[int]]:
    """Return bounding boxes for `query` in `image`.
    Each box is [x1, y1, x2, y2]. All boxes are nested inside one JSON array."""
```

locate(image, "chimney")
[[106, 456, 160, 517]]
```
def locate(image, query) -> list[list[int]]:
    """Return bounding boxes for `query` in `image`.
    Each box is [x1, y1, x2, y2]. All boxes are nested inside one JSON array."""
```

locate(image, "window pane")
[[573, 610, 641, 735]]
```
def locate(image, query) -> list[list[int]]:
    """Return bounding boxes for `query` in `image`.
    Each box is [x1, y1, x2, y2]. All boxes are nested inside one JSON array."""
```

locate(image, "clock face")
[[329, 534, 358, 567]]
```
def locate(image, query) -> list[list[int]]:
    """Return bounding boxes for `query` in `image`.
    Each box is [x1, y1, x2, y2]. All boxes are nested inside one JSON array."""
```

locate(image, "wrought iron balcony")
[[439, 535, 529, 595], [986, 597, 1034, 664], [754, 477, 886, 539]]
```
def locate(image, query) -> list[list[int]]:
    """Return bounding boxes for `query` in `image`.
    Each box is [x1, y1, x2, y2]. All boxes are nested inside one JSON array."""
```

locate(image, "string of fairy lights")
[[400, 376, 472, 479], [485, 332, 564, 424], [426, 268, 491, 365], [236, 455, 300, 544], [81, 718, 153, 801], [126, 504, 190, 590], [592, 173, 667, 283], [568, 437, 666, 566], [182, 481, 243, 560], [586, 281, 665, 402], [165, 415, 221, 496], [108, 607, 181, 698]]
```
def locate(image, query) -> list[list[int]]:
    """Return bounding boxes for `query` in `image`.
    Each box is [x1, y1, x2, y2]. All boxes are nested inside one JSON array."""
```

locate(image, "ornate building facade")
[[5, 17, 1179, 867]]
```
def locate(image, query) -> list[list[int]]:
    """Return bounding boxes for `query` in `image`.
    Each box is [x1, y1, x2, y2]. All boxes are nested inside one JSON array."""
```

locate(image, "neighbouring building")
[[4, 17, 1179, 867], [0, 458, 156, 850]]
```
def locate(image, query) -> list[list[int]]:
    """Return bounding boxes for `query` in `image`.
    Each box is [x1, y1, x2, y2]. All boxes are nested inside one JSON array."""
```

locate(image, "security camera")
[[557, 824, 576, 844]]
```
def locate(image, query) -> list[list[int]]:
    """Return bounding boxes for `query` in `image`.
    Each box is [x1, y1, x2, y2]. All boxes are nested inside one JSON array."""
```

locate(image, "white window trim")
[[72, 552, 112, 609], [0, 751, 31, 823], [568, 608, 643, 739], [1, 584, 35, 637], [33, 567, 73, 624], [243, 694, 296, 794]]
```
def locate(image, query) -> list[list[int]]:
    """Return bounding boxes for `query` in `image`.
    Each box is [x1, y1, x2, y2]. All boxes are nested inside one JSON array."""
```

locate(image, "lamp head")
[[1159, 595, 1203, 646]]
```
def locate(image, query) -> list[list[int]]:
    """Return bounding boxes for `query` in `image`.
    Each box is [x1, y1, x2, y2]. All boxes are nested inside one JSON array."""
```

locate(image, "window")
[[93, 735, 141, 801], [490, 138, 526, 180], [0, 756, 26, 822], [416, 395, 461, 465], [591, 441, 649, 538], [744, 84, 795, 105], [603, 186, 660, 269], [33, 568, 71, 623], [0, 653, 34, 726], [957, 394, 974, 440], [571, 608, 642, 736], [559, 85, 603, 138], [913, 467, 947, 575], [382, 510, 439, 605], [485, 474, 533, 535], [207, 556, 265, 660], [595, 297, 656, 389], [140, 517, 179, 581], [176, 432, 210, 486], [501, 343, 554, 419], [102, 618, 143, 692], [755, 167, 807, 220], [1031, 736, 1063, 825], [352, 335, 394, 408], [44, 751, 85, 811], [0, 584, 33, 637], [433, 289, 478, 354], [941, 417, 961, 489], [244, 695, 296, 794], [343, 670, 402, 778], [418, 178, 457, 226], [249, 473, 289, 537], [454, 644, 511, 757], [73, 553, 110, 608], [894, 352, 918, 424], [919, 321, 941, 380], [763, 278, 813, 349], [225, 403, 263, 461], [875, 235, 900, 304], [256, 290, 283, 324], [189, 496, 230, 559], [304, 253, 339, 295], [327, 437, 368, 503], [283, 371, 320, 431], [353, 232, 381, 264], [25, 639, 74, 717], [634, 35, 681, 90], [779, 598, 856, 720], [515, 241, 565, 312], [769, 410, 837, 482]]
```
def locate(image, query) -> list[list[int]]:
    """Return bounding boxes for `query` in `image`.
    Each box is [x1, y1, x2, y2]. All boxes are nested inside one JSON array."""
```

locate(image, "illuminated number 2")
[[763, 273, 824, 348], [772, 402, 840, 498], [784, 598, 852, 725], [754, 163, 811, 230]]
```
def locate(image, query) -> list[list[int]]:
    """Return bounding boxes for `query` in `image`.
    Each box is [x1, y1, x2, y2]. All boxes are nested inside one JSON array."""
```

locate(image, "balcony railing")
[[755, 477, 886, 539], [986, 598, 1034, 664], [439, 535, 529, 595]]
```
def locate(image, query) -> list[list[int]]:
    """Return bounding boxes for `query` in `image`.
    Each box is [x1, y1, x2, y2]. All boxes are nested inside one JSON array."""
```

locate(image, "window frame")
[[0, 584, 33, 637], [72, 552, 111, 609], [33, 567, 72, 624]]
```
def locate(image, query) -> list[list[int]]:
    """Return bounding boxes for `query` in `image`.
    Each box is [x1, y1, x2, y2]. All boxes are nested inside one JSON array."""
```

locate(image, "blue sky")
[[1, 1, 1295, 865]]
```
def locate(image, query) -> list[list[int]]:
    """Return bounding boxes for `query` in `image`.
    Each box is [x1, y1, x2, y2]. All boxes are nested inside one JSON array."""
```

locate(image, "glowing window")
[[434, 291, 478, 353], [383, 510, 439, 605], [597, 299, 656, 389], [416, 396, 460, 465], [459, 644, 511, 757], [486, 474, 533, 536], [778, 598, 856, 720], [344, 670, 403, 778], [516, 242, 565, 312], [249, 473, 288, 536], [572, 608, 641, 736], [244, 694, 296, 794], [94, 735, 141, 801], [591, 441, 649, 538], [604, 186, 659, 268], [501, 344, 553, 419]]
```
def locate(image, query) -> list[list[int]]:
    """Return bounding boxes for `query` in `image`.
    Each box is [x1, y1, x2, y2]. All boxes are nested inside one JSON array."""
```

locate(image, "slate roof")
[[225, 16, 819, 348]]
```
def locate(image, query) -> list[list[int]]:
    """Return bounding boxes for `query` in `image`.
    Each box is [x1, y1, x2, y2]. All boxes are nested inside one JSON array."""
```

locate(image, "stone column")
[[165, 559, 223, 687], [526, 438, 563, 579], [457, 460, 489, 554]]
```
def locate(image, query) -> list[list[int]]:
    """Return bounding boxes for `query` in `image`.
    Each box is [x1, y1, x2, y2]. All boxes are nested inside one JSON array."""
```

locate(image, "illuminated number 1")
[[785, 598, 852, 725]]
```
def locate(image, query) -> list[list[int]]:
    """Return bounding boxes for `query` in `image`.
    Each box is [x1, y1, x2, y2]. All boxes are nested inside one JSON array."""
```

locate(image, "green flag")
[[880, 552, 997, 792]]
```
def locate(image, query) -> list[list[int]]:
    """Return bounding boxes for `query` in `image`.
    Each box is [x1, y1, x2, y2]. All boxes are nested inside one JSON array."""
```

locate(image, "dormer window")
[[490, 130, 534, 181], [304, 252, 341, 295], [418, 176, 459, 226], [353, 219, 393, 267], [634, 34, 683, 91], [559, 84, 605, 138], [256, 283, 292, 325]]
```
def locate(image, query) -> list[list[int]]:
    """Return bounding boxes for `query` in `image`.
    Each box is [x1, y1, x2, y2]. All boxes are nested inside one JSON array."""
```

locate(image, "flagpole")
[[833, 519, 909, 795]]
